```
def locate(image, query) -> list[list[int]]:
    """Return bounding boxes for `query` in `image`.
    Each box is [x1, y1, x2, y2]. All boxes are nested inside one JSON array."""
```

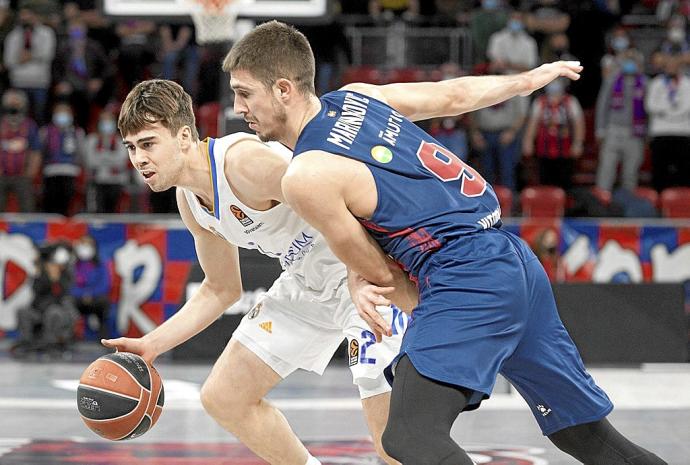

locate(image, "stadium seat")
[[340, 66, 385, 85], [520, 186, 566, 218], [660, 187, 690, 218], [635, 186, 659, 208], [493, 185, 513, 217], [197, 101, 220, 139]]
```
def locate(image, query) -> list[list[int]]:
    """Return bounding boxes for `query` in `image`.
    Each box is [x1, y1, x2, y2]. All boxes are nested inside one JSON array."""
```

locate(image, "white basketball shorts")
[[231, 271, 408, 398]]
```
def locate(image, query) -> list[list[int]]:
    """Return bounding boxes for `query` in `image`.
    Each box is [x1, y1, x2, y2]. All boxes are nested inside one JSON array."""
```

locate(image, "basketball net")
[[177, 0, 242, 44]]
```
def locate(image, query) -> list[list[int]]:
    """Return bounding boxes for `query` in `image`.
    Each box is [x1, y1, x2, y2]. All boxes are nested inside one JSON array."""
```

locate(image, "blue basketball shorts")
[[389, 228, 613, 435]]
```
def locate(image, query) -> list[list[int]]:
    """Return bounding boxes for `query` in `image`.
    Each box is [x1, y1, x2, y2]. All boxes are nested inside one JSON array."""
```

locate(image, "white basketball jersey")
[[181, 133, 346, 300]]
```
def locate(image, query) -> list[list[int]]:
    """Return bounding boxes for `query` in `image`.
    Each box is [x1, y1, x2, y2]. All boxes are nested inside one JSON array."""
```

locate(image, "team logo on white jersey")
[[230, 205, 254, 227]]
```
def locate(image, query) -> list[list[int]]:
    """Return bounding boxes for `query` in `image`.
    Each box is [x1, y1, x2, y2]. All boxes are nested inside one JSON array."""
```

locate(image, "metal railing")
[[344, 22, 473, 70]]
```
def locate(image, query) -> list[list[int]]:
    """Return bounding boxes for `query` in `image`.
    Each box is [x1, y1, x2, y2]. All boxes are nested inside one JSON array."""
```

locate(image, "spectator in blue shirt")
[[72, 234, 111, 339]]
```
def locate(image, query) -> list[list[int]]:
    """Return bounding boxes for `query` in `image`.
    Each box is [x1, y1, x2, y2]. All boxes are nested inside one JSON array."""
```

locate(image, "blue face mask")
[[621, 59, 638, 75], [99, 120, 116, 135], [612, 36, 629, 52], [482, 0, 499, 10], [53, 112, 73, 127], [508, 19, 523, 33]]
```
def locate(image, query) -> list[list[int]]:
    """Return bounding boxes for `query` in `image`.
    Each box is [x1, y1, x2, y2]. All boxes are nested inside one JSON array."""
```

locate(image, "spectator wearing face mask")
[[2, 1, 56, 125], [470, 0, 508, 65], [41, 101, 84, 215], [0, 88, 41, 212], [487, 10, 539, 74], [522, 79, 585, 192], [651, 15, 690, 74], [84, 107, 129, 213], [595, 50, 647, 193], [645, 56, 690, 191], [14, 242, 78, 358], [52, 20, 112, 130], [72, 234, 111, 340], [601, 26, 633, 79], [524, 0, 571, 50]]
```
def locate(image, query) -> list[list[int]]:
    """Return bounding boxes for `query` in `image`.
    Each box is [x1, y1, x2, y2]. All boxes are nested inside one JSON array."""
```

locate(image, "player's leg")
[[360, 392, 396, 463], [200, 338, 316, 465], [548, 418, 666, 464], [341, 302, 408, 465], [381, 355, 475, 465]]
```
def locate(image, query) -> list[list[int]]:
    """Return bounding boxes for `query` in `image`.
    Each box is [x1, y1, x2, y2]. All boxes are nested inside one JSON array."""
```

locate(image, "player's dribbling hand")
[[101, 337, 158, 364], [347, 273, 394, 342], [520, 61, 583, 97]]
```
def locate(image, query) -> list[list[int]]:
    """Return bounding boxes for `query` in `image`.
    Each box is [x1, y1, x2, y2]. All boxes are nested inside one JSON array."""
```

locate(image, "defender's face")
[[230, 69, 287, 142], [123, 122, 184, 192]]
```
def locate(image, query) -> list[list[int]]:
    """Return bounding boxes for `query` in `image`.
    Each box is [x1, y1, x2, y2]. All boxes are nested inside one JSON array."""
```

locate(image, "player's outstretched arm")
[[102, 189, 243, 362], [341, 61, 583, 122]]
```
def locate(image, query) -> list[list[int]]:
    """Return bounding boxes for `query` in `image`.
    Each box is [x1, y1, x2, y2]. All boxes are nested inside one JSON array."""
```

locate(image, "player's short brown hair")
[[118, 79, 199, 141], [222, 20, 316, 96]]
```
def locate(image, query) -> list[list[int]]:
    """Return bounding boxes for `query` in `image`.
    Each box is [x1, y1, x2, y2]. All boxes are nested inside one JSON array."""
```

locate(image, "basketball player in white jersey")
[[101, 79, 416, 465]]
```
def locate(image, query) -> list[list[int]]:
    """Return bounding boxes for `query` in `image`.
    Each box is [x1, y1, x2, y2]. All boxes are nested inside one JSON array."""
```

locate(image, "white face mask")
[[668, 27, 686, 44], [75, 244, 95, 261], [52, 247, 71, 265], [442, 118, 456, 130]]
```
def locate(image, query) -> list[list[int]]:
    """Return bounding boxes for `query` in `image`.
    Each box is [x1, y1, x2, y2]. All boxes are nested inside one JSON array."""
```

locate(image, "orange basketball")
[[77, 352, 164, 441]]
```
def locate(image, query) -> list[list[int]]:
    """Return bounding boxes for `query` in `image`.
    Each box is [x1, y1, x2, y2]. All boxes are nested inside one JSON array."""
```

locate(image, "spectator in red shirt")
[[0, 88, 41, 212], [522, 78, 585, 192]]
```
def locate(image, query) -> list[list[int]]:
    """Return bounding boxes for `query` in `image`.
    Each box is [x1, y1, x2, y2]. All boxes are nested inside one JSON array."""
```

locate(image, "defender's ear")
[[275, 78, 294, 100]]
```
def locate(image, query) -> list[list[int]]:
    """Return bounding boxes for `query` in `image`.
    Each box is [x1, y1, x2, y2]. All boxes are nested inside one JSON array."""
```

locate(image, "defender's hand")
[[520, 61, 583, 97], [348, 274, 394, 342]]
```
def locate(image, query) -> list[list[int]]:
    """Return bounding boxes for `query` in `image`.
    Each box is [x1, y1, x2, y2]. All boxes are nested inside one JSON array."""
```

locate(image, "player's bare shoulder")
[[222, 135, 290, 207], [339, 83, 389, 105]]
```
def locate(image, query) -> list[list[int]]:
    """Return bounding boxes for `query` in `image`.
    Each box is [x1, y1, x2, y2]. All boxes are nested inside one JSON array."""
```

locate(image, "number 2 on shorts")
[[360, 330, 377, 365]]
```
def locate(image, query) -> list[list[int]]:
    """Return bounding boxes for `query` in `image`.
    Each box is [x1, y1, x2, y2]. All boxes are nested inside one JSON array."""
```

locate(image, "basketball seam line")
[[100, 358, 151, 392], [116, 406, 151, 441], [79, 388, 144, 423], [78, 383, 141, 402]]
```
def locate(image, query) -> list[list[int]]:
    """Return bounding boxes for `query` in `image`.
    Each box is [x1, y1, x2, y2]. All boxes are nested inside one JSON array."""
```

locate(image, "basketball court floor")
[[0, 343, 688, 465]]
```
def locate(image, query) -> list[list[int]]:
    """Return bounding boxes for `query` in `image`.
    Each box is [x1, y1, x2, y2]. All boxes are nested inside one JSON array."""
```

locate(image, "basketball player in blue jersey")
[[223, 21, 667, 465]]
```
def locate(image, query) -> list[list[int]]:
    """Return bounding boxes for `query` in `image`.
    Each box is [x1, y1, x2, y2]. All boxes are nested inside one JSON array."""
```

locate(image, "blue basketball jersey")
[[293, 90, 501, 275]]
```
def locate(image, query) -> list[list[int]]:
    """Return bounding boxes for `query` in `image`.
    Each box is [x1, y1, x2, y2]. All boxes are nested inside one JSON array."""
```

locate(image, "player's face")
[[123, 123, 185, 192], [230, 70, 288, 142]]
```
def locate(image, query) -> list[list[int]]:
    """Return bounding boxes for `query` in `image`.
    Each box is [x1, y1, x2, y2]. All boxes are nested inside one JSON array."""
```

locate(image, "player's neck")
[[176, 141, 215, 209], [283, 94, 322, 149]]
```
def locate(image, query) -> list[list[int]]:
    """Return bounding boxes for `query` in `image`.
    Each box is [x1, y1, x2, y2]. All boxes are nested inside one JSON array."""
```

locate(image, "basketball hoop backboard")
[[102, 0, 328, 20]]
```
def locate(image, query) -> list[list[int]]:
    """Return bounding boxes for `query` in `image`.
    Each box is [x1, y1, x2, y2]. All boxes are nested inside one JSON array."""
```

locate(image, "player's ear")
[[275, 78, 292, 101], [177, 125, 192, 150]]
